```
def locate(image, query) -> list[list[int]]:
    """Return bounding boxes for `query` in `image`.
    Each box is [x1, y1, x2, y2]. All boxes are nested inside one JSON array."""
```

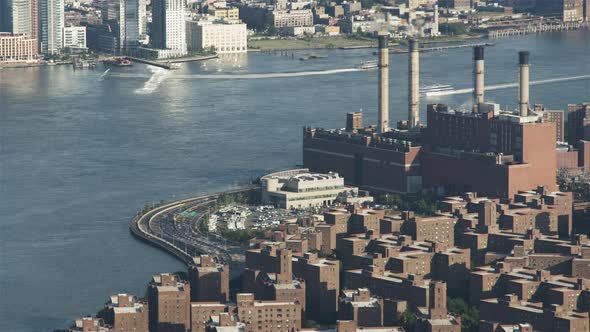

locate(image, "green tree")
[[439, 23, 468, 36], [448, 297, 479, 332], [360, 0, 374, 9], [400, 310, 417, 331]]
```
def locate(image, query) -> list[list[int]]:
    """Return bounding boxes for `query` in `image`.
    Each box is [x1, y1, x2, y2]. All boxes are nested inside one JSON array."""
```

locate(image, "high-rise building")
[[138, 0, 147, 36], [124, 0, 140, 49], [151, 0, 187, 56], [0, 0, 38, 55], [39, 0, 64, 54], [101, 0, 141, 52]]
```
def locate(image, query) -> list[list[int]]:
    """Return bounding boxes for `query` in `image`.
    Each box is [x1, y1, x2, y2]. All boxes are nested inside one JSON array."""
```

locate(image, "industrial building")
[[261, 169, 373, 209], [303, 36, 586, 198]]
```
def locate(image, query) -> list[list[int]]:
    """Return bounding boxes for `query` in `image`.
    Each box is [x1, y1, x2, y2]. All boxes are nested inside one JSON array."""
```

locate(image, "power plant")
[[519, 51, 530, 117], [473, 45, 485, 107], [378, 36, 390, 133], [302, 36, 580, 198]]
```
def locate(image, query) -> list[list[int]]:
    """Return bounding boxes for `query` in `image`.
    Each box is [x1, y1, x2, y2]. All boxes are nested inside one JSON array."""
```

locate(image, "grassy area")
[[417, 33, 485, 44], [248, 35, 378, 51]]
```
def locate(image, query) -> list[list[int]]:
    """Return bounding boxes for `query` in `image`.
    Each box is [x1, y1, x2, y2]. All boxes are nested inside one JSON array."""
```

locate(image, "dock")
[[125, 54, 218, 70], [125, 56, 175, 69], [391, 42, 495, 54], [487, 21, 589, 38]]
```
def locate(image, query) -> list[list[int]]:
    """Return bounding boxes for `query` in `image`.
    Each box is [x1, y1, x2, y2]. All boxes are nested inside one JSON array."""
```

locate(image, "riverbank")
[[247, 34, 490, 51], [248, 35, 378, 51], [0, 60, 72, 69]]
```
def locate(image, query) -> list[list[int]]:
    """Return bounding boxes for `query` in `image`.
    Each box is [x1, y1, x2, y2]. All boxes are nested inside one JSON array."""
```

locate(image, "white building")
[[286, 25, 314, 36], [39, 0, 64, 54], [63, 26, 86, 49], [272, 9, 313, 28], [261, 169, 373, 209], [186, 18, 247, 53], [151, 0, 187, 56]]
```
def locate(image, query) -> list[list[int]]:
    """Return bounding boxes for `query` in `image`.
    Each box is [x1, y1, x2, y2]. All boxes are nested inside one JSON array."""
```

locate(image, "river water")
[[0, 31, 589, 331]]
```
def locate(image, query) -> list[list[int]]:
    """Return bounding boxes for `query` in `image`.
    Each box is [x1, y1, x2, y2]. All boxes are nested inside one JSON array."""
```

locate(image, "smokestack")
[[378, 35, 389, 133], [473, 46, 485, 108], [519, 51, 530, 117], [408, 39, 420, 129]]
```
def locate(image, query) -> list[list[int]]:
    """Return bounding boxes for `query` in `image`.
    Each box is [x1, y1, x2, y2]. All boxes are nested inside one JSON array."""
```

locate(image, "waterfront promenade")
[[129, 186, 256, 279]]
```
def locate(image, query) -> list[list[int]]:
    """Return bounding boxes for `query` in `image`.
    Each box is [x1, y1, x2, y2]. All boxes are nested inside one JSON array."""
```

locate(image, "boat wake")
[[98, 68, 110, 82], [426, 74, 590, 97], [112, 68, 361, 81], [134, 66, 169, 94]]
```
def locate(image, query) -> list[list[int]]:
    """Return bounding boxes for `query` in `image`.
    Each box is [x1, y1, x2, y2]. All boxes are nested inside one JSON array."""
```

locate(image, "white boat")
[[420, 84, 454, 96], [358, 60, 378, 70]]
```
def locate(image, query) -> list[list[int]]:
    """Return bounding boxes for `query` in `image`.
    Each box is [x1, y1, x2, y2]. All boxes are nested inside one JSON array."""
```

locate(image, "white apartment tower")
[[151, 0, 187, 55], [39, 0, 64, 54]]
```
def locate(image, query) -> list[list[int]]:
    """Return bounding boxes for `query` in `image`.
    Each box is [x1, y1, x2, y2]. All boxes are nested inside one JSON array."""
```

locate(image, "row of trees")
[[376, 193, 439, 216], [398, 297, 479, 332]]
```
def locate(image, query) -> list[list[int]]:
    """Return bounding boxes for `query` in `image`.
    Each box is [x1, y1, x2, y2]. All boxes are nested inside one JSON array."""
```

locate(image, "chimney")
[[378, 35, 389, 133], [408, 39, 420, 129], [473, 46, 485, 109], [519, 51, 530, 117]]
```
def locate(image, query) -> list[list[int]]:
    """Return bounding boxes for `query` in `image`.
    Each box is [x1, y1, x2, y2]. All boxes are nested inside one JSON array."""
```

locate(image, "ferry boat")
[[419, 84, 454, 96], [358, 60, 378, 70]]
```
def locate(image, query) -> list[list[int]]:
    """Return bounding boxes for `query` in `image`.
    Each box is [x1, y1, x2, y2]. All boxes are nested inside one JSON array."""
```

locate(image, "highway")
[[130, 187, 255, 279]]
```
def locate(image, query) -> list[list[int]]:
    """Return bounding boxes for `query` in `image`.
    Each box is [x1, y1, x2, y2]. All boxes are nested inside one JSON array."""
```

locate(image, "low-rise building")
[[261, 169, 373, 209], [272, 9, 313, 28], [103, 293, 149, 332], [63, 25, 87, 49], [148, 273, 191, 332], [208, 7, 240, 21], [70, 317, 109, 332], [186, 18, 247, 53], [286, 26, 315, 36], [236, 293, 302, 332], [0, 32, 37, 63], [188, 255, 230, 303]]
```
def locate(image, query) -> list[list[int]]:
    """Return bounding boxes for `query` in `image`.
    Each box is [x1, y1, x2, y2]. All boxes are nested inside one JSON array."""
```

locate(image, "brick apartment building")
[[188, 255, 229, 303], [103, 294, 148, 332], [148, 273, 191, 332]]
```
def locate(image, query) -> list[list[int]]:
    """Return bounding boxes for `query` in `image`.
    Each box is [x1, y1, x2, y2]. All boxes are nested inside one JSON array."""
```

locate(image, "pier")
[[125, 56, 175, 69], [124, 54, 218, 70], [391, 42, 495, 54], [488, 21, 589, 38]]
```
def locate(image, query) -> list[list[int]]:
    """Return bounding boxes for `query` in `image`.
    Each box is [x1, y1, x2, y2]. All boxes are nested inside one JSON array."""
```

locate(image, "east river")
[[1, 31, 589, 331]]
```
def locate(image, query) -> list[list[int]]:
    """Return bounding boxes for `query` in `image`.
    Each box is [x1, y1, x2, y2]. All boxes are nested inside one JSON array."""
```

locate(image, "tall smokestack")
[[473, 46, 485, 108], [378, 35, 389, 133], [519, 51, 530, 117], [408, 39, 420, 129]]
